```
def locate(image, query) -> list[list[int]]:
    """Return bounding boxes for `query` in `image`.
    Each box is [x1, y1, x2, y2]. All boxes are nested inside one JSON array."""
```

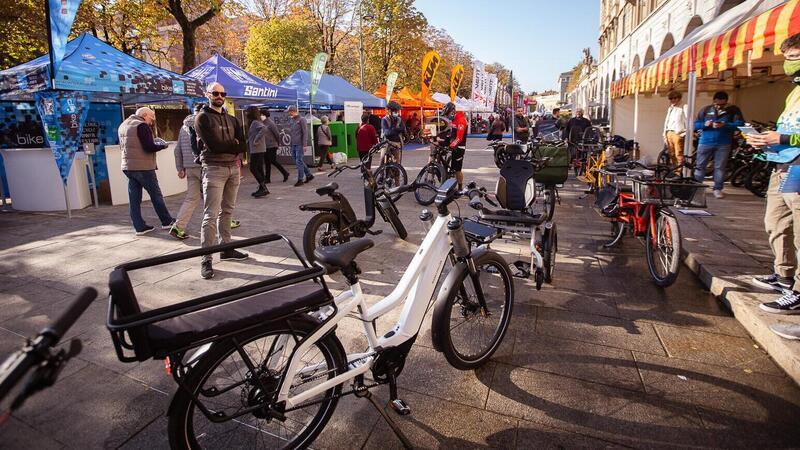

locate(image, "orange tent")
[[373, 85, 443, 109]]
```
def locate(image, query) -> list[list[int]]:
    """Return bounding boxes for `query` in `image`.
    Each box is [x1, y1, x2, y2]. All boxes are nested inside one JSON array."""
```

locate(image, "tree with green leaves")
[[244, 15, 317, 82]]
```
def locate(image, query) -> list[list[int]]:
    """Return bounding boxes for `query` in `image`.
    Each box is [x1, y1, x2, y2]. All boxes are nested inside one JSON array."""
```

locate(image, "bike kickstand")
[[361, 389, 414, 449]]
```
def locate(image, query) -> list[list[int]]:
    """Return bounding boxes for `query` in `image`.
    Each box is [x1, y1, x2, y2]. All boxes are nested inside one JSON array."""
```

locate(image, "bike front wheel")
[[376, 197, 408, 240], [645, 210, 681, 287], [303, 213, 347, 263], [433, 250, 514, 370], [542, 224, 557, 283], [542, 186, 557, 221], [167, 319, 347, 450], [374, 163, 408, 201], [414, 164, 443, 206]]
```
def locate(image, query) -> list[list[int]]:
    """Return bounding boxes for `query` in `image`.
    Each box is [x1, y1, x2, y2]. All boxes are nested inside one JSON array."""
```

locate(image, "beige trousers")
[[201, 165, 240, 263], [765, 171, 800, 289]]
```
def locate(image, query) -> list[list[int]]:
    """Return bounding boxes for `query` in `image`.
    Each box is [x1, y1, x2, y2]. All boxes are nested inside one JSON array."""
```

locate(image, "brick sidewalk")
[[0, 139, 798, 448]]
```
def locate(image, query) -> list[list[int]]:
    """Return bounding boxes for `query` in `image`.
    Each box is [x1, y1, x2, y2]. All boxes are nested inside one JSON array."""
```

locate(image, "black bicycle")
[[373, 140, 408, 195], [0, 288, 97, 422], [413, 142, 455, 206], [300, 141, 408, 263]]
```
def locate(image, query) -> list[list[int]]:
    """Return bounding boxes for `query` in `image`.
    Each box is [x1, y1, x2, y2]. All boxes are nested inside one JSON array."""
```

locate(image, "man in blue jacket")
[[693, 91, 744, 199]]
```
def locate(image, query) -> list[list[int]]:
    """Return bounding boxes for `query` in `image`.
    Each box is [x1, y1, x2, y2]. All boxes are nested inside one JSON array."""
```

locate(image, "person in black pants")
[[246, 106, 269, 197], [260, 109, 289, 183]]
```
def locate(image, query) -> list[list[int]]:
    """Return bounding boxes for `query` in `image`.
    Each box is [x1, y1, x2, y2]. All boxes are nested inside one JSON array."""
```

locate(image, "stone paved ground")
[[1, 138, 800, 448]]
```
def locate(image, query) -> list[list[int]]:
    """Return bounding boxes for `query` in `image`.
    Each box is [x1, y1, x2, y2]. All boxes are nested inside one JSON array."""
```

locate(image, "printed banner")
[[310, 52, 329, 102], [420, 50, 441, 102], [450, 64, 464, 102], [486, 74, 498, 110], [34, 91, 91, 185], [48, 0, 81, 79], [471, 61, 486, 107], [385, 72, 398, 103]]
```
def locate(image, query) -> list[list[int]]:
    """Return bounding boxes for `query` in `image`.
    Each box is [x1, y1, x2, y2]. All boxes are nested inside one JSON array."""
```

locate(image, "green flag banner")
[[310, 52, 329, 102]]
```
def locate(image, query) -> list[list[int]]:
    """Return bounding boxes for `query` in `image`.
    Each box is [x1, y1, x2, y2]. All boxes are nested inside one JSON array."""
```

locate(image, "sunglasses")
[[208, 91, 227, 98]]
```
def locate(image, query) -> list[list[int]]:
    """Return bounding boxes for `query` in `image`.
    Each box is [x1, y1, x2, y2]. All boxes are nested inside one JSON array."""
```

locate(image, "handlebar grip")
[[467, 189, 483, 210], [44, 287, 97, 341]]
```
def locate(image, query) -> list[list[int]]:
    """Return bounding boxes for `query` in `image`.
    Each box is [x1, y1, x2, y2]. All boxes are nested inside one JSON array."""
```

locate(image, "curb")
[[678, 215, 800, 386]]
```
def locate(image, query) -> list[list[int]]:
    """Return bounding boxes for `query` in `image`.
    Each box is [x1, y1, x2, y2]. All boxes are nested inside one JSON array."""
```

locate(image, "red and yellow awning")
[[611, 0, 800, 99]]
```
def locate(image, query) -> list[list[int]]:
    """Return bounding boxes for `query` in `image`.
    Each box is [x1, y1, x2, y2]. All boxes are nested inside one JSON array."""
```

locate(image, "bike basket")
[[632, 178, 707, 207], [533, 145, 569, 185]]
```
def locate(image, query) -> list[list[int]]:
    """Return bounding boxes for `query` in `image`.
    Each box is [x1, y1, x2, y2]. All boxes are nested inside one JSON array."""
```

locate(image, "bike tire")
[[303, 212, 346, 263], [494, 149, 508, 168], [542, 186, 556, 221], [414, 163, 443, 206], [604, 221, 625, 248], [432, 250, 514, 370], [377, 197, 408, 240], [746, 165, 770, 198], [543, 224, 557, 283], [167, 319, 347, 450], [730, 164, 749, 187], [374, 163, 408, 200], [645, 210, 681, 287]]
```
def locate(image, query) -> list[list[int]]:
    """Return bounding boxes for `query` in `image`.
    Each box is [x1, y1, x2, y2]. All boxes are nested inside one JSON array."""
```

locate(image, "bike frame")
[[277, 212, 455, 408], [613, 192, 660, 244]]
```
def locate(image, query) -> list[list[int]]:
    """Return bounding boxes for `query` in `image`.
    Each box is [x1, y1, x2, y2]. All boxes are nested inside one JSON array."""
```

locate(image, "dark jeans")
[[249, 152, 267, 186], [317, 144, 332, 165], [695, 143, 731, 191], [265, 147, 288, 182], [123, 169, 173, 232], [292, 144, 312, 181]]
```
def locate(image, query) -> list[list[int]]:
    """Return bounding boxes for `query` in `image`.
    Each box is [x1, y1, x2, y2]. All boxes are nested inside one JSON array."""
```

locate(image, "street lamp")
[[358, 2, 374, 90]]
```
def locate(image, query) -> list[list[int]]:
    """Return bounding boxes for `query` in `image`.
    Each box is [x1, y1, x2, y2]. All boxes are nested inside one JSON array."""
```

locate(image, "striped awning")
[[611, 0, 797, 99]]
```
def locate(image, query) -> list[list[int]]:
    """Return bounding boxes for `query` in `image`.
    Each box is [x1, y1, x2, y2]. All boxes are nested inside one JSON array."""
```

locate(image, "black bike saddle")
[[316, 182, 339, 196], [314, 238, 375, 271]]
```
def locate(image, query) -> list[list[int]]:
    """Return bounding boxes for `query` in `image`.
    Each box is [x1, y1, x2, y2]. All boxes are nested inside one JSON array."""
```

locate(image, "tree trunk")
[[182, 25, 196, 73]]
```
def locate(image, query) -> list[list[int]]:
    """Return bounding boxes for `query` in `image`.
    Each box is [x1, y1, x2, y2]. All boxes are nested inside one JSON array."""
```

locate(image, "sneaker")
[[252, 186, 269, 198], [306, 174, 315, 183], [751, 273, 793, 292], [759, 291, 800, 314], [161, 221, 176, 230], [169, 224, 189, 240], [230, 219, 241, 229], [135, 225, 155, 236], [201, 261, 214, 279], [220, 249, 249, 261], [294, 180, 304, 187], [770, 323, 800, 340], [713, 189, 724, 199], [283, 173, 289, 182]]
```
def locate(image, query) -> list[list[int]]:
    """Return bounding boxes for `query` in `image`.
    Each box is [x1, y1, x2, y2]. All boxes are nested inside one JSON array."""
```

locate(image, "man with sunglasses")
[[194, 82, 248, 280]]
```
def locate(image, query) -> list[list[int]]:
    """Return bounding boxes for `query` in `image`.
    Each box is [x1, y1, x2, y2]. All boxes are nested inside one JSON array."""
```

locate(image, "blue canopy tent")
[[278, 70, 385, 109], [185, 54, 297, 105], [0, 33, 205, 102]]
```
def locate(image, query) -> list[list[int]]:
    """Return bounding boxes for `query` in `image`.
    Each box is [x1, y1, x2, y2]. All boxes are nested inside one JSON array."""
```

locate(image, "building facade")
[[572, 0, 748, 122]]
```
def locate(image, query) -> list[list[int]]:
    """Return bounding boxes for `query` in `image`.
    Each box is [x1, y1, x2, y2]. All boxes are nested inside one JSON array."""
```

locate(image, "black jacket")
[[194, 105, 246, 166]]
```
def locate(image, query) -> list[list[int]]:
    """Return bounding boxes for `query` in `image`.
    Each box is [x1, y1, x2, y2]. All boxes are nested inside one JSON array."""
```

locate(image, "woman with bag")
[[316, 116, 334, 171]]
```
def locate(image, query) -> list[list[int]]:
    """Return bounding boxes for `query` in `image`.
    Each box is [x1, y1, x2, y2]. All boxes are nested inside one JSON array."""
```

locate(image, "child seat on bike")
[[481, 159, 544, 225], [106, 235, 334, 362]]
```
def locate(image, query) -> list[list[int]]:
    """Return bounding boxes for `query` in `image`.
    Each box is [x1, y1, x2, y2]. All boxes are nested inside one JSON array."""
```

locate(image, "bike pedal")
[[390, 398, 411, 416]]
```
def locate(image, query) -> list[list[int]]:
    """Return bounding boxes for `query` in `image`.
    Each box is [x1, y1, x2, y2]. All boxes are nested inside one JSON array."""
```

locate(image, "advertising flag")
[[471, 61, 486, 106], [34, 90, 91, 185], [47, 0, 81, 81], [420, 50, 441, 102], [486, 74, 498, 110], [310, 52, 329, 102], [386, 71, 398, 103], [450, 64, 464, 102]]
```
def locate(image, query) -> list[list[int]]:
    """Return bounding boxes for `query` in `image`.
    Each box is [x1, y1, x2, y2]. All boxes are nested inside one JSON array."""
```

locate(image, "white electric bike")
[[107, 178, 514, 449]]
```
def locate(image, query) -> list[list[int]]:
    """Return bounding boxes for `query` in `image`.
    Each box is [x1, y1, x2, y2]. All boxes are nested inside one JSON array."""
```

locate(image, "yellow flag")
[[420, 50, 441, 102], [450, 64, 464, 102]]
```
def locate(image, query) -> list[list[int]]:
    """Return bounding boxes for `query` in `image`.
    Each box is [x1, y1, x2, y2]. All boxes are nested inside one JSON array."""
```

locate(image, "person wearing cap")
[[287, 105, 314, 186], [438, 102, 467, 189], [663, 91, 688, 169]]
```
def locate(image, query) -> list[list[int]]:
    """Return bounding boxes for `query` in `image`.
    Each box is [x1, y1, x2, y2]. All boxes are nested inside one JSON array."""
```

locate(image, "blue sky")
[[414, 0, 600, 93]]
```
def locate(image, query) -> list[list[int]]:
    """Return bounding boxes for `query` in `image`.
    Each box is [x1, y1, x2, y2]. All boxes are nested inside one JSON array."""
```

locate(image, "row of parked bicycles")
[[0, 138, 567, 449]]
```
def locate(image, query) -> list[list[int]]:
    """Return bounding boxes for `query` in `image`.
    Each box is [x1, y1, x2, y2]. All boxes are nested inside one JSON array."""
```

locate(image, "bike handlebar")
[[44, 287, 97, 341]]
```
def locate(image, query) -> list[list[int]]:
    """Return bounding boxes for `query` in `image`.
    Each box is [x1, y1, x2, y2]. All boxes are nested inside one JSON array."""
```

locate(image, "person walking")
[[169, 105, 203, 240], [746, 34, 800, 318], [357, 113, 378, 170], [487, 111, 505, 141], [287, 105, 314, 186], [663, 91, 689, 169], [565, 108, 592, 160], [693, 91, 744, 199], [260, 110, 289, 184], [118, 106, 174, 235], [195, 82, 248, 280], [245, 106, 269, 198], [316, 116, 333, 171]]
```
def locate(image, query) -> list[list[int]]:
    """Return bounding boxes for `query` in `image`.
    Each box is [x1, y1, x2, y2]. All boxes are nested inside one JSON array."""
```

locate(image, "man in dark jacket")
[[565, 108, 592, 159], [693, 91, 744, 198], [513, 107, 530, 143], [287, 105, 313, 186], [195, 82, 248, 279], [381, 101, 406, 164]]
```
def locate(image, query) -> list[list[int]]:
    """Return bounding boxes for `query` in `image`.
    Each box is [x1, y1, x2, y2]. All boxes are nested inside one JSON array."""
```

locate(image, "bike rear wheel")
[[377, 197, 408, 240], [167, 319, 346, 450], [730, 164, 749, 187], [542, 186, 556, 221], [414, 164, 443, 206], [374, 163, 408, 200], [303, 213, 347, 263], [433, 251, 513, 370], [542, 224, 557, 283], [746, 164, 770, 198], [604, 221, 625, 248], [645, 210, 681, 287]]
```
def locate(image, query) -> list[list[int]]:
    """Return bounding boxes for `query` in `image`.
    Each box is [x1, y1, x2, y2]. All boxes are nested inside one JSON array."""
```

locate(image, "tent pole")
[[633, 89, 639, 158], [683, 72, 697, 178], [63, 183, 72, 219]]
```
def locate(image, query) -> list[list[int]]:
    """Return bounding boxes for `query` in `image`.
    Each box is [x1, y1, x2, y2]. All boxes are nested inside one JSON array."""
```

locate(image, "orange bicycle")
[[598, 161, 707, 287]]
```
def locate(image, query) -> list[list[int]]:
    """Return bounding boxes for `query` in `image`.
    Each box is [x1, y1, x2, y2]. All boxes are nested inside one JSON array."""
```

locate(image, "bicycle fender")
[[430, 247, 490, 352], [298, 200, 341, 213]]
